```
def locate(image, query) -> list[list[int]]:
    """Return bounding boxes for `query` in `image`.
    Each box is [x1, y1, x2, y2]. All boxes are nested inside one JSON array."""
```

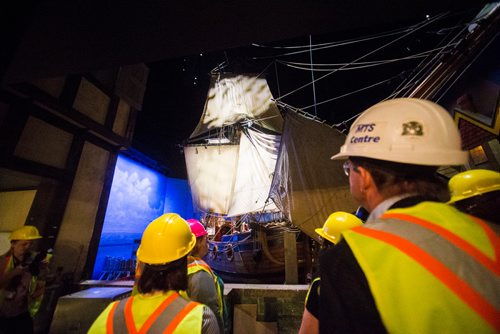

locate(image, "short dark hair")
[[350, 157, 449, 202], [138, 255, 188, 294], [190, 236, 206, 257]]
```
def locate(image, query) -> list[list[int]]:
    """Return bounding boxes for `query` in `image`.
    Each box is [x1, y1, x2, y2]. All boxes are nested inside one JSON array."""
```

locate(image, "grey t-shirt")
[[188, 270, 223, 332]]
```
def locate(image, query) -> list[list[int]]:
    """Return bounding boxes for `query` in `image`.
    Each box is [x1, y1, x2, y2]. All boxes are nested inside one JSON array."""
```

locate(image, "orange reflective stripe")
[[469, 215, 500, 263], [188, 258, 214, 275], [124, 297, 138, 334], [162, 301, 198, 334], [0, 255, 11, 276], [188, 262, 212, 274], [383, 212, 500, 275], [354, 227, 500, 331], [137, 292, 180, 334], [106, 302, 120, 334]]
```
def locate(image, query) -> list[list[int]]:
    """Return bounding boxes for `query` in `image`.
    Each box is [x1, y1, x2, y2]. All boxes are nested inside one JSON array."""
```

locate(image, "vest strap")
[[354, 224, 500, 331], [109, 292, 185, 334], [106, 301, 120, 334], [0, 255, 11, 276], [383, 212, 500, 274], [163, 301, 199, 333], [188, 258, 214, 276]]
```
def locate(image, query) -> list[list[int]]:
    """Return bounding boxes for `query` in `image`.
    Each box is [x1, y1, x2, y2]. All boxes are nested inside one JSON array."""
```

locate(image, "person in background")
[[214, 221, 232, 242], [88, 213, 220, 334], [0, 226, 48, 334], [298, 212, 363, 334], [447, 169, 500, 224], [321, 98, 499, 333], [315, 212, 364, 247], [354, 205, 369, 222], [187, 219, 227, 334]]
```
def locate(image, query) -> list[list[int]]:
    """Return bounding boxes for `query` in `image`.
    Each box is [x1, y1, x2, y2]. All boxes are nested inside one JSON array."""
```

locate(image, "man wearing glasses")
[[319, 98, 499, 334]]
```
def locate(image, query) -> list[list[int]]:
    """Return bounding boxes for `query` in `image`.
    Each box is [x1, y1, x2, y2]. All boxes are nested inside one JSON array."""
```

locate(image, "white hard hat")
[[331, 98, 468, 166]]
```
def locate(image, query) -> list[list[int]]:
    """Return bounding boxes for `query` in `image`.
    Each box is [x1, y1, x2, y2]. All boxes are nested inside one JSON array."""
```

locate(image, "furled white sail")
[[189, 74, 283, 139]]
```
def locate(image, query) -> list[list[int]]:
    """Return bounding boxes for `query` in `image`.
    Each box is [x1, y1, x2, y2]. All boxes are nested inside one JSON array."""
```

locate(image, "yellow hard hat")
[[315, 211, 363, 244], [9, 225, 42, 241], [448, 169, 500, 204], [136, 213, 196, 265]]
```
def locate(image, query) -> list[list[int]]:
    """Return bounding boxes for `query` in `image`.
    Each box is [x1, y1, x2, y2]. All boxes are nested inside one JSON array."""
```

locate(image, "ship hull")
[[204, 225, 306, 283]]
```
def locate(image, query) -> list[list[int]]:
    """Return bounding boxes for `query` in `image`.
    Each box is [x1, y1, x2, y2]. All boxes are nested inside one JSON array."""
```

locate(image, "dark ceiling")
[[2, 0, 485, 84], [2, 0, 489, 178]]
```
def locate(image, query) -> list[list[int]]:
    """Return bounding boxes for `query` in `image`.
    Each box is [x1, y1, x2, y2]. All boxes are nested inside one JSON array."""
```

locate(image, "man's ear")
[[357, 166, 374, 193], [357, 166, 384, 211]]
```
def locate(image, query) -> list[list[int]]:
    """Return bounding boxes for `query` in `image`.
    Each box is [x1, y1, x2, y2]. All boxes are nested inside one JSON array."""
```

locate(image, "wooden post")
[[284, 230, 298, 284]]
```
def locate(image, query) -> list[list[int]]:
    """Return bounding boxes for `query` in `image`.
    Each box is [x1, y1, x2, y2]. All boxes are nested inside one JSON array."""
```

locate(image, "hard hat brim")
[[315, 227, 337, 244]]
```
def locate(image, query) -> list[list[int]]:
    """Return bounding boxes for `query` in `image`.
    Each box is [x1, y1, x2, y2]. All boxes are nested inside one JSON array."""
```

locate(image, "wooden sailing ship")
[[183, 73, 354, 283], [182, 3, 500, 283]]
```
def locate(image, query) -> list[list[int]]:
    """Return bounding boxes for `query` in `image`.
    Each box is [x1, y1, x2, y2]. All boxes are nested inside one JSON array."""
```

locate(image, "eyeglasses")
[[343, 160, 359, 176]]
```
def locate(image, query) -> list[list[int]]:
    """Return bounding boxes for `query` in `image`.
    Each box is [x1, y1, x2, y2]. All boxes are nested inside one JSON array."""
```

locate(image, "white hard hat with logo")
[[331, 98, 468, 166]]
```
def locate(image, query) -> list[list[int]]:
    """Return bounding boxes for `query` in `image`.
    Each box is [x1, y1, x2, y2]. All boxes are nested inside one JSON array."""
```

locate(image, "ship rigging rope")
[[309, 34, 318, 116], [251, 26, 414, 58], [209, 229, 290, 266], [210, 234, 252, 253], [276, 44, 458, 71], [274, 61, 281, 97], [273, 11, 449, 102], [388, 40, 463, 98], [386, 19, 471, 99], [255, 60, 275, 79], [387, 6, 492, 100], [274, 101, 336, 126], [434, 32, 500, 103], [251, 11, 460, 59], [300, 73, 403, 111]]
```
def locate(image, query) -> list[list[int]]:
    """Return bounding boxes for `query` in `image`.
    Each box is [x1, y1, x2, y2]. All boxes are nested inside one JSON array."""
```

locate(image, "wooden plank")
[[284, 231, 298, 284]]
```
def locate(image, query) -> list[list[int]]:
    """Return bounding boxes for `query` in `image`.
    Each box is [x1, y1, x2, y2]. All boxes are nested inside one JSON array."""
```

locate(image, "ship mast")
[[403, 4, 500, 100]]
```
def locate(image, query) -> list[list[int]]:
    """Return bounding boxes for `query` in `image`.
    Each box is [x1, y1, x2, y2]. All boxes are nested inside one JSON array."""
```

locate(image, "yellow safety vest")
[[93, 291, 203, 334], [187, 256, 224, 320], [343, 202, 500, 334], [0, 253, 44, 317]]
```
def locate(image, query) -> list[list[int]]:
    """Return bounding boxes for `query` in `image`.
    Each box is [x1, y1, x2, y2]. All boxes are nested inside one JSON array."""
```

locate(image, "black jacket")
[[319, 196, 431, 334]]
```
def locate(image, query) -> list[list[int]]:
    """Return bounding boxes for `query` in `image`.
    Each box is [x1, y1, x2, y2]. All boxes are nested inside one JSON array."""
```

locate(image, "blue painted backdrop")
[[92, 154, 194, 279]]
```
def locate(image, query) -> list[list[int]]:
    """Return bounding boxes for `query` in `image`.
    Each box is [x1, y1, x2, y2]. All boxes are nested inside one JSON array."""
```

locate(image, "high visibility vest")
[[0, 252, 44, 317], [187, 256, 225, 320], [343, 202, 500, 334], [106, 292, 203, 334]]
